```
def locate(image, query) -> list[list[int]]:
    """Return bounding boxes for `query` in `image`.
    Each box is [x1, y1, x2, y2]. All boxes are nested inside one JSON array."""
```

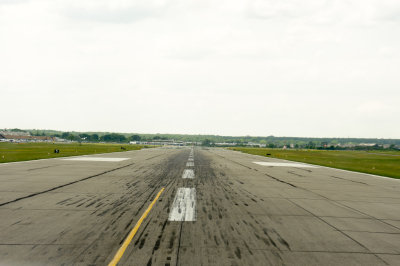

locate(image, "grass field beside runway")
[[0, 142, 148, 163], [230, 147, 400, 179]]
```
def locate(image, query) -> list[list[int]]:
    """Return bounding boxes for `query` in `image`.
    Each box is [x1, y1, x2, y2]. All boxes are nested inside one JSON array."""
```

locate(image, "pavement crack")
[[330, 175, 368, 185], [175, 222, 184, 266], [287, 198, 390, 265], [264, 173, 297, 188], [0, 163, 135, 207], [26, 165, 60, 171]]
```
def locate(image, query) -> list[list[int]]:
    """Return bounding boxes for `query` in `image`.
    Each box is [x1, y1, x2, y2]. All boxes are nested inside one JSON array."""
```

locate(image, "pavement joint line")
[[286, 198, 390, 265], [0, 191, 145, 195], [285, 177, 400, 231], [108, 187, 165, 266], [234, 154, 400, 231], [339, 230, 400, 234], [188, 248, 400, 255], [174, 245, 400, 255], [0, 163, 136, 207], [0, 208, 95, 211], [0, 243, 79, 246]]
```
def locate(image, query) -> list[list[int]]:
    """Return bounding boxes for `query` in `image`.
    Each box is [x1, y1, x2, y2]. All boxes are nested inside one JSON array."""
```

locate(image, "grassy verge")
[[230, 147, 400, 179], [0, 142, 151, 163]]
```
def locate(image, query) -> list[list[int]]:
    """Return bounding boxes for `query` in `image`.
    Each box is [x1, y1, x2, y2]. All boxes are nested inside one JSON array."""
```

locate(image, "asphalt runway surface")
[[0, 147, 399, 266]]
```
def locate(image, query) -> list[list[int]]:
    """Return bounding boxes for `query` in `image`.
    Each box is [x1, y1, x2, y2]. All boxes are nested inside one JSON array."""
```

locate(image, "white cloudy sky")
[[1, 0, 399, 138]]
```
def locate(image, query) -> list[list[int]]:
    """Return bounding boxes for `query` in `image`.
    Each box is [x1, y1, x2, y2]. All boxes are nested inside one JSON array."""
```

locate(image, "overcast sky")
[[1, 0, 399, 138]]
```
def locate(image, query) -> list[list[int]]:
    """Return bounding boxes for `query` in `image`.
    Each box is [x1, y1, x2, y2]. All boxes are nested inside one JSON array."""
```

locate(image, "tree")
[[61, 132, 70, 139], [10, 128, 25, 132], [202, 139, 212, 146], [306, 141, 316, 149], [90, 134, 99, 141], [101, 133, 127, 143], [130, 135, 141, 141], [268, 143, 276, 148], [67, 134, 78, 141]]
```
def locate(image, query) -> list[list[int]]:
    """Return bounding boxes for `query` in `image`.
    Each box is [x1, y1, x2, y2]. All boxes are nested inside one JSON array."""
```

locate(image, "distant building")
[[340, 143, 356, 148], [215, 142, 237, 146], [358, 143, 376, 147], [0, 134, 54, 142], [0, 131, 31, 137], [246, 142, 266, 148], [135, 140, 185, 146]]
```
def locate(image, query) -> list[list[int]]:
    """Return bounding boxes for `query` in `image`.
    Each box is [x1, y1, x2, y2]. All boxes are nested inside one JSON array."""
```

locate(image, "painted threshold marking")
[[182, 169, 195, 179], [62, 157, 129, 162], [186, 162, 194, 167], [108, 187, 165, 266], [168, 188, 196, 221], [253, 162, 318, 168]]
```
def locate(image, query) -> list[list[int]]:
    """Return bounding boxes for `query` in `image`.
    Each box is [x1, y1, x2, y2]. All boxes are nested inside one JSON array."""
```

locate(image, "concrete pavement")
[[0, 147, 399, 265]]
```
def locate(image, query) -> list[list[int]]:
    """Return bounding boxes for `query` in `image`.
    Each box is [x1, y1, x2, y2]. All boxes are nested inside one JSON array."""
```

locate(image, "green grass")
[[230, 147, 400, 179], [0, 142, 150, 163]]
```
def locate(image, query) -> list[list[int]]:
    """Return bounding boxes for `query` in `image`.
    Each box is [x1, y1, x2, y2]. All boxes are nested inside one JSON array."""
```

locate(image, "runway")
[[0, 147, 399, 265]]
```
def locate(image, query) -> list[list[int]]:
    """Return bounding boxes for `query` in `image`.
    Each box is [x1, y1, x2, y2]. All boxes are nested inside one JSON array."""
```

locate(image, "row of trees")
[[200, 140, 399, 150], [17, 129, 400, 148], [53, 133, 142, 143]]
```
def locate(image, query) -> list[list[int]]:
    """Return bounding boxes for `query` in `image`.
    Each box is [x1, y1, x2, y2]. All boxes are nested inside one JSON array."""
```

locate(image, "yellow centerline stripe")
[[108, 187, 165, 266]]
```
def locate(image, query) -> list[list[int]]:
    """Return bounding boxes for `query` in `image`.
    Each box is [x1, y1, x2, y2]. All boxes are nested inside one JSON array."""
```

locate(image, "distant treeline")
[[54, 132, 142, 143], [3, 129, 400, 149]]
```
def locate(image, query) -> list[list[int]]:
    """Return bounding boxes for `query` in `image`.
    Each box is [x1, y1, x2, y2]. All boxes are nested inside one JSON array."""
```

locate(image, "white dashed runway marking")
[[253, 162, 318, 168], [182, 169, 195, 179], [186, 161, 194, 167], [168, 188, 196, 221]]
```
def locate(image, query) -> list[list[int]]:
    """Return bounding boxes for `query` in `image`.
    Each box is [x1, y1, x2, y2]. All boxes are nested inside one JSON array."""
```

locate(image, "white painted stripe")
[[272, 158, 400, 180], [168, 188, 196, 221], [0, 150, 139, 166], [253, 161, 318, 168], [230, 150, 400, 181], [186, 162, 194, 167], [62, 157, 130, 162], [182, 169, 195, 179], [188, 158, 194, 162]]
